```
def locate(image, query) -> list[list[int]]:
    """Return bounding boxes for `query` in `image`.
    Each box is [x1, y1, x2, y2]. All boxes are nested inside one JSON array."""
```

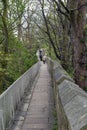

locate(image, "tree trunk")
[[70, 0, 87, 88], [2, 0, 9, 53], [61, 18, 70, 69], [2, 18, 9, 53], [17, 23, 22, 40]]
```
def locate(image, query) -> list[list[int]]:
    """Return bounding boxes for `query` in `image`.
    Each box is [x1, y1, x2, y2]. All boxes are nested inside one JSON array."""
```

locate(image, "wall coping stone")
[[58, 80, 87, 130]]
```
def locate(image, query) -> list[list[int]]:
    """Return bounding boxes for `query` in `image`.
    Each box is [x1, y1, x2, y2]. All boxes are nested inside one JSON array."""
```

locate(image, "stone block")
[[57, 80, 87, 130], [53, 60, 62, 70], [54, 67, 74, 85]]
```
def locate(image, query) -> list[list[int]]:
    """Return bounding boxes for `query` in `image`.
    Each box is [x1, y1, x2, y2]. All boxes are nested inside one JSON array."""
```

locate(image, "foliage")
[[0, 0, 39, 94], [67, 67, 74, 78], [83, 87, 87, 92], [0, 34, 38, 94], [52, 110, 58, 130], [0, 51, 13, 93]]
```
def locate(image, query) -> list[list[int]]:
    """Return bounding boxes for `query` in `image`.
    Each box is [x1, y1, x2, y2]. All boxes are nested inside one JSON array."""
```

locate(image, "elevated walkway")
[[2, 58, 87, 130], [9, 62, 55, 130]]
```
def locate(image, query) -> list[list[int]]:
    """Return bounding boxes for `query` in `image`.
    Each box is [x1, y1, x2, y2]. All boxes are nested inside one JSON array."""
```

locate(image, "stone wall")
[[47, 58, 87, 130], [0, 62, 41, 130]]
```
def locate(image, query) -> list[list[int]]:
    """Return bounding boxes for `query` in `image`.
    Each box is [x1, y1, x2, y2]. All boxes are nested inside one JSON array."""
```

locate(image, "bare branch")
[[53, 0, 70, 20], [58, 0, 69, 13], [71, 3, 87, 12], [38, 0, 61, 59]]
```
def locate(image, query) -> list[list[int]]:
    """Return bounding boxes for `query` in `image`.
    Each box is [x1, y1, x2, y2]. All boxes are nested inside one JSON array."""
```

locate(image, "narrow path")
[[9, 62, 55, 130], [21, 62, 55, 130]]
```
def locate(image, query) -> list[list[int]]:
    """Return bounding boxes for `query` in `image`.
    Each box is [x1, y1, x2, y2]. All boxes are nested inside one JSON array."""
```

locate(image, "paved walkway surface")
[[9, 62, 55, 130]]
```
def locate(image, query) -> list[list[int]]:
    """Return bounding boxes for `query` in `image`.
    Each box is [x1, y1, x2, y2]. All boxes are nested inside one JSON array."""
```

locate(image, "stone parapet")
[[0, 62, 40, 130], [47, 58, 87, 130]]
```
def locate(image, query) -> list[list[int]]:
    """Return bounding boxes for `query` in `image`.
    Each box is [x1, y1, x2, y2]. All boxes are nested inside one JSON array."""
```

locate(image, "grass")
[[52, 110, 58, 130]]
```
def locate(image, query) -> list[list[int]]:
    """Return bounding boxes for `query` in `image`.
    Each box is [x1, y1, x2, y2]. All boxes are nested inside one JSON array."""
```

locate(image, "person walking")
[[39, 49, 43, 61]]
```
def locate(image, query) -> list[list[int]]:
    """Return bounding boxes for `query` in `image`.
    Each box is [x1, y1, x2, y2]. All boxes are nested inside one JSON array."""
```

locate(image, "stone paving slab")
[[24, 117, 48, 123], [22, 123, 50, 129], [22, 128, 50, 130]]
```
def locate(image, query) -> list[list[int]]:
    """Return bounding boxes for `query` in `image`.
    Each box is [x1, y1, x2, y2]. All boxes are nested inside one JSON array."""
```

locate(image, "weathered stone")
[[14, 116, 24, 121], [12, 126, 21, 130], [47, 58, 87, 130], [0, 62, 41, 130], [22, 123, 50, 129], [53, 60, 62, 70], [57, 80, 87, 130], [20, 63, 55, 130], [14, 120, 24, 127], [20, 103, 29, 112], [6, 62, 55, 130], [58, 80, 87, 106], [54, 67, 74, 85]]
